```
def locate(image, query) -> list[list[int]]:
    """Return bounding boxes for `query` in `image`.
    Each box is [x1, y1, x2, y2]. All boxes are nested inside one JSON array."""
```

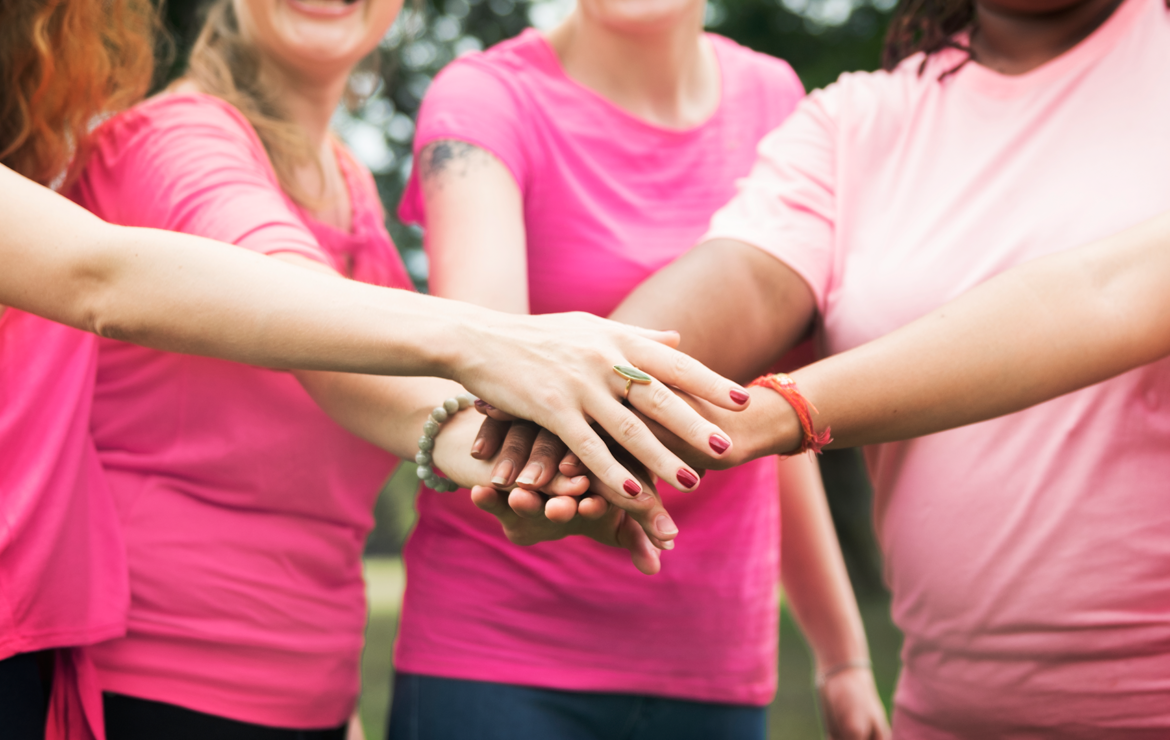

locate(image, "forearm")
[[793, 212, 1170, 448], [610, 239, 814, 382], [2, 165, 481, 377], [611, 239, 814, 464], [777, 456, 870, 671]]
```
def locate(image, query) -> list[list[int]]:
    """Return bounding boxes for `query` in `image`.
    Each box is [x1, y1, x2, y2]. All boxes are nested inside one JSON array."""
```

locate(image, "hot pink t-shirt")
[[69, 93, 410, 728], [0, 313, 126, 659], [398, 30, 804, 705], [707, 0, 1170, 735]]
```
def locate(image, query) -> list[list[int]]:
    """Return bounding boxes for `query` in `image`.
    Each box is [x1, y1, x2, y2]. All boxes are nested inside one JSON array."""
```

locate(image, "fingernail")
[[491, 460, 514, 487], [516, 463, 542, 487], [623, 479, 642, 497], [655, 514, 678, 536], [677, 468, 698, 489], [730, 388, 749, 405], [661, 539, 675, 551], [709, 433, 730, 454], [471, 438, 486, 458], [571, 475, 589, 486]]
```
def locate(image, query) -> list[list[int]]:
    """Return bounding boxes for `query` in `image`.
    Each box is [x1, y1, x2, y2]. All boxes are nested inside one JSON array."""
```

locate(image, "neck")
[[970, 0, 1124, 74], [258, 60, 349, 154], [546, 6, 718, 129]]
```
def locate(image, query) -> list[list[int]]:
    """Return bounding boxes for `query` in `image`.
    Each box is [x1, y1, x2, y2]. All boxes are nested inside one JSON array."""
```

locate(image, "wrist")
[[814, 658, 873, 690], [745, 387, 804, 459]]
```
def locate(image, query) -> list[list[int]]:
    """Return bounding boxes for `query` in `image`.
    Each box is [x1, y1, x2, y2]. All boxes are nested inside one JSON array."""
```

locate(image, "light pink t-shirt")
[[70, 93, 410, 729], [398, 30, 804, 705], [0, 313, 126, 659], [707, 0, 1170, 734]]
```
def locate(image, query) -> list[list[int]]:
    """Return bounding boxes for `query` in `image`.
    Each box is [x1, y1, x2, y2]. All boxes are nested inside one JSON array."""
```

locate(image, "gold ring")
[[613, 365, 652, 400]]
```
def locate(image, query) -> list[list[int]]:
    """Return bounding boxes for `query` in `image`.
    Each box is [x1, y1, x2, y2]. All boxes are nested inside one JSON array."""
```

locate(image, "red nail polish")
[[677, 468, 698, 488], [709, 434, 730, 454], [623, 479, 641, 497], [730, 389, 749, 405]]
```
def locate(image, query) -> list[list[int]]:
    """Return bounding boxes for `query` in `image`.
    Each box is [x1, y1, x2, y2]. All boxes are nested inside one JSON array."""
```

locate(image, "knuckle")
[[615, 413, 644, 444], [671, 350, 694, 377], [649, 383, 674, 412]]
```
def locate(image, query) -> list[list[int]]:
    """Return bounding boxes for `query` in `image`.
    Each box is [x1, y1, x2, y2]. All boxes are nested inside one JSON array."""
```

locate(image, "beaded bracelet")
[[748, 373, 832, 455], [415, 392, 477, 493]]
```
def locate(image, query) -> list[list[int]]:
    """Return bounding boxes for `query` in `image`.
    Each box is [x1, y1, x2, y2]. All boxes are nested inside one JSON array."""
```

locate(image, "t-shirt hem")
[[394, 654, 775, 707], [97, 668, 354, 730], [0, 621, 125, 661]]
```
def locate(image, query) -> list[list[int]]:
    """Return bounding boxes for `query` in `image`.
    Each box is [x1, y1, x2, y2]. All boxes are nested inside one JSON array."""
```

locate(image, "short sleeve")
[[702, 88, 839, 312], [71, 94, 329, 265], [398, 60, 530, 227]]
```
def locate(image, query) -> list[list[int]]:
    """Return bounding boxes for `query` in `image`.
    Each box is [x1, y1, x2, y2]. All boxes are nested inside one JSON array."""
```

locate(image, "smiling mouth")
[[287, 0, 363, 15]]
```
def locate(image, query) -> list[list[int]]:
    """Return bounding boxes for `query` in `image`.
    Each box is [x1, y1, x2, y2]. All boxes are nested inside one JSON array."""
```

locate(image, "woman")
[[396, 0, 889, 735], [517, 0, 1170, 734], [1, 1, 750, 734], [0, 1, 745, 739]]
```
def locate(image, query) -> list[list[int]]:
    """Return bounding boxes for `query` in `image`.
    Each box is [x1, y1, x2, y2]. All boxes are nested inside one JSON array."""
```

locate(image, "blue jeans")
[[386, 673, 766, 740]]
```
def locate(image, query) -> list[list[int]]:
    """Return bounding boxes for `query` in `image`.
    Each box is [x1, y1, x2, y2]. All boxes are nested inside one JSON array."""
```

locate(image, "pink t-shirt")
[[69, 93, 410, 728], [707, 0, 1170, 734], [398, 30, 803, 705], [0, 313, 126, 659]]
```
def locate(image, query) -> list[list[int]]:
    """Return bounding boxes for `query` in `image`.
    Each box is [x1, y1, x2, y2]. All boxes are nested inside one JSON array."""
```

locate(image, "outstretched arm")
[[1, 164, 748, 502], [791, 211, 1170, 449]]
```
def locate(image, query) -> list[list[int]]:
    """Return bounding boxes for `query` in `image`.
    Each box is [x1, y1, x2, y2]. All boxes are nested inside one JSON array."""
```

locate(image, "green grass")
[[358, 556, 902, 739]]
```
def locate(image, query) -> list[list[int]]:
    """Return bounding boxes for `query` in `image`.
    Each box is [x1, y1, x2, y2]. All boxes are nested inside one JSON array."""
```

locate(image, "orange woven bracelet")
[[748, 373, 832, 455]]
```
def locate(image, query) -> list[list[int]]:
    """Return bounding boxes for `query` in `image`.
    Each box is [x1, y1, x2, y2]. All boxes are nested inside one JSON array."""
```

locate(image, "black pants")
[[104, 694, 348, 740], [0, 651, 53, 740], [387, 673, 766, 740]]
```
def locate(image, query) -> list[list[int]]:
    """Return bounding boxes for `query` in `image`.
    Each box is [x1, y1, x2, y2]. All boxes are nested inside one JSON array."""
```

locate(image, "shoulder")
[[428, 30, 553, 96], [788, 55, 932, 138], [89, 91, 264, 160], [708, 34, 804, 96]]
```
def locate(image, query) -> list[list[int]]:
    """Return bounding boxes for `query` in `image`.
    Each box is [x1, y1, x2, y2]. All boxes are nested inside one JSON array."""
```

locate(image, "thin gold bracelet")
[[814, 659, 872, 690]]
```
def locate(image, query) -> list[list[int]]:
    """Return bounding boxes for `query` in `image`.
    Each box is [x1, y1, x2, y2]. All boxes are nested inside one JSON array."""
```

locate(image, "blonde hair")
[[0, 0, 156, 187]]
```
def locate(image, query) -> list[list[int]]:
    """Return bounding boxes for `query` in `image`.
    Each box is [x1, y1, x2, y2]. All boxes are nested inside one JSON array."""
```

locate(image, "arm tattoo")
[[419, 140, 493, 188]]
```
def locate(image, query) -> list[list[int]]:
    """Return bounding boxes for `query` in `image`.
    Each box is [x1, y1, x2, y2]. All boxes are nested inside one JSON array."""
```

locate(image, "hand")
[[818, 667, 891, 740], [469, 485, 665, 575], [432, 411, 590, 497], [471, 413, 679, 544], [453, 312, 750, 514]]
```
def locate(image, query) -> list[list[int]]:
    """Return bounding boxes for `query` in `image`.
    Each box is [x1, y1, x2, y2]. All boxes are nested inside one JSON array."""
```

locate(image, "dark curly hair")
[[881, 0, 1168, 75]]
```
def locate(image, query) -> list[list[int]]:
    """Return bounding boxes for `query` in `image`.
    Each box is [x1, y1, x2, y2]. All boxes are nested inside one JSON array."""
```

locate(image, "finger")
[[629, 340, 752, 411], [490, 421, 540, 488], [541, 473, 590, 497], [622, 326, 681, 349], [544, 495, 579, 523], [473, 398, 518, 421], [614, 513, 661, 575], [515, 428, 568, 490], [558, 451, 586, 478], [550, 415, 663, 523], [577, 494, 609, 520], [471, 416, 511, 460], [582, 450, 678, 544], [470, 484, 508, 514], [587, 393, 703, 493], [507, 487, 546, 519]]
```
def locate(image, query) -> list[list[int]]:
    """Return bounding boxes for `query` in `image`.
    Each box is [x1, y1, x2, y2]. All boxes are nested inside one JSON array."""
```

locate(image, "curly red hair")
[[0, 0, 156, 187]]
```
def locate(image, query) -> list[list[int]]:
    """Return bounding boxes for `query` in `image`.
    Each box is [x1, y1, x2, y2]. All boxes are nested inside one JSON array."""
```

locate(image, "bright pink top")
[[0, 313, 126, 659], [69, 93, 410, 728], [398, 30, 804, 705], [707, 0, 1170, 734]]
